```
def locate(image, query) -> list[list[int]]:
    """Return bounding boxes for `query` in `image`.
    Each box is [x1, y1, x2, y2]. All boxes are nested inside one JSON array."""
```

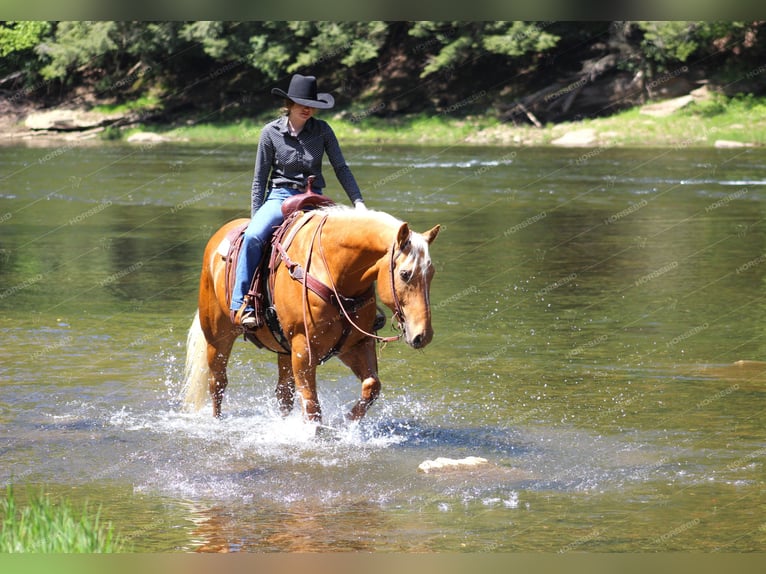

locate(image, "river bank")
[[2, 91, 765, 149]]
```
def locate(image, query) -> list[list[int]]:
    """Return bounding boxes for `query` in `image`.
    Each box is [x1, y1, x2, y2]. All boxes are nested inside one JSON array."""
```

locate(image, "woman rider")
[[231, 73, 367, 327]]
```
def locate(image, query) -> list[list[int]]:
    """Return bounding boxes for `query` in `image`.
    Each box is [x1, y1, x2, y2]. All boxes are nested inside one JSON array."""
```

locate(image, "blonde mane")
[[323, 206, 433, 275], [321, 205, 403, 228]]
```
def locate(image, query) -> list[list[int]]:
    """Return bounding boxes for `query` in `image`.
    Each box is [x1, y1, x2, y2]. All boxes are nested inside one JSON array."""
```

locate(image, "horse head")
[[381, 222, 441, 349]]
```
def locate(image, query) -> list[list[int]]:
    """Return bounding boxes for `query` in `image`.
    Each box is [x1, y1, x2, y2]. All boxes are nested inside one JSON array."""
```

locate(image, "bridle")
[[388, 238, 407, 332]]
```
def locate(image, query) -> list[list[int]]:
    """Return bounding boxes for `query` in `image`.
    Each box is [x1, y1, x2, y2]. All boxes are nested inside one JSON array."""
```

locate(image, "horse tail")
[[181, 310, 210, 412]]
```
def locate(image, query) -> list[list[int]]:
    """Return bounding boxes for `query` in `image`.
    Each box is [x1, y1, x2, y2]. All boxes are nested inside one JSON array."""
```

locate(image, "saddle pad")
[[220, 221, 250, 310], [217, 237, 231, 258], [218, 222, 249, 261]]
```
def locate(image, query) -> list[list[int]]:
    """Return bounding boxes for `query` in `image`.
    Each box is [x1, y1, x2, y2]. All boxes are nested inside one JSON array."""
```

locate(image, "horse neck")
[[320, 212, 395, 290]]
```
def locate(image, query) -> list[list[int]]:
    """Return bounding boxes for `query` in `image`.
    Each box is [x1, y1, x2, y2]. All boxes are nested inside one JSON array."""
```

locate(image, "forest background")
[[1, 21, 765, 145]]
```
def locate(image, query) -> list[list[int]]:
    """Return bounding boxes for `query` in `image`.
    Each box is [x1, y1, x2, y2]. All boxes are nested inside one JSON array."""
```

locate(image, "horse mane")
[[320, 205, 403, 229], [320, 206, 432, 271]]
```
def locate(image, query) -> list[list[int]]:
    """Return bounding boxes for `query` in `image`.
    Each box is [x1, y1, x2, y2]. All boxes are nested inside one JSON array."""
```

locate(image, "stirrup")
[[233, 301, 259, 329]]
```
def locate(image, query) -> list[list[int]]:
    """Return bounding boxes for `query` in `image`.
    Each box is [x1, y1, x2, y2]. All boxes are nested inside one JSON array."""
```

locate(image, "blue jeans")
[[230, 187, 321, 311]]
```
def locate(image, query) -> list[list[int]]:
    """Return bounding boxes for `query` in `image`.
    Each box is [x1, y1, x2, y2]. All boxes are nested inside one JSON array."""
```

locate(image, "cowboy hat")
[[271, 74, 335, 109]]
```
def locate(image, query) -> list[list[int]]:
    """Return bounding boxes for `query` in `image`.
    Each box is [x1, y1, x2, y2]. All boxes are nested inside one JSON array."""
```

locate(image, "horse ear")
[[397, 222, 411, 249], [423, 224, 441, 245]]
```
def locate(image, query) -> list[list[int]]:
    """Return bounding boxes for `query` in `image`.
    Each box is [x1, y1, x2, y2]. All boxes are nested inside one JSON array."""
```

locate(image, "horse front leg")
[[290, 340, 322, 423], [275, 353, 296, 416], [339, 338, 381, 421]]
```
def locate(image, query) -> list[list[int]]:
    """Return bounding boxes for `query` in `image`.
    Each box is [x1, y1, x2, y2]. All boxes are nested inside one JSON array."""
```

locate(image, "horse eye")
[[399, 269, 412, 282]]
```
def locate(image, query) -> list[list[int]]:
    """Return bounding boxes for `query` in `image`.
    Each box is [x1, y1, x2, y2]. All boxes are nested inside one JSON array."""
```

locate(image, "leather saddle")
[[281, 189, 335, 217], [221, 190, 335, 343]]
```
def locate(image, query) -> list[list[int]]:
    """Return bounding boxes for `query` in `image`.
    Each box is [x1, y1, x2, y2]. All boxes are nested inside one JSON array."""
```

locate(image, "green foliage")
[[99, 126, 123, 141], [481, 21, 560, 57], [0, 485, 124, 553], [3, 20, 764, 118], [638, 21, 700, 63], [684, 92, 766, 119], [36, 21, 117, 80], [33, 22, 188, 87], [247, 22, 295, 80], [290, 21, 388, 70], [0, 21, 50, 57], [421, 34, 474, 78], [636, 21, 749, 69], [410, 22, 478, 77], [180, 21, 228, 59], [0, 21, 52, 82], [91, 94, 162, 115], [123, 22, 187, 68], [239, 21, 388, 82], [688, 93, 728, 117], [411, 21, 560, 78]]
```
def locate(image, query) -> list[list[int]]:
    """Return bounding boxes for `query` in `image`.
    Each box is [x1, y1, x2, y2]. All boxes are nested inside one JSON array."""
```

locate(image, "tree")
[[36, 21, 118, 81], [0, 21, 50, 57], [409, 21, 560, 78], [2, 21, 764, 120], [0, 21, 51, 84], [635, 21, 752, 73]]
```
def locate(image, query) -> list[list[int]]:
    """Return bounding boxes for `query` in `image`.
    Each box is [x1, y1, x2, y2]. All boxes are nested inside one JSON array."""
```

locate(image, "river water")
[[1, 141, 765, 552]]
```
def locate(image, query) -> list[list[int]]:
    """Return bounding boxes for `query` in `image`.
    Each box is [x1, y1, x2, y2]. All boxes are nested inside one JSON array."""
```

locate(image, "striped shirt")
[[250, 115, 363, 215]]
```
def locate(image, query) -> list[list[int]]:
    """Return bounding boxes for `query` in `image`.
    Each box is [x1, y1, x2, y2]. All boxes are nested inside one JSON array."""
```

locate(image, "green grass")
[[0, 485, 124, 553], [122, 113, 504, 146], [162, 117, 264, 142], [331, 113, 503, 145], [545, 93, 766, 148], [111, 94, 766, 148]]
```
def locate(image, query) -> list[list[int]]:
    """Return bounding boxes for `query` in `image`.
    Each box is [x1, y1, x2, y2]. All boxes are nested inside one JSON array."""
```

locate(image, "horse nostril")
[[411, 334, 423, 348]]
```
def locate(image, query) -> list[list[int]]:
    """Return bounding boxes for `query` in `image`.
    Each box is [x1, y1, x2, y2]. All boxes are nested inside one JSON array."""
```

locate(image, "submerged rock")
[[126, 131, 171, 144], [418, 456, 489, 473]]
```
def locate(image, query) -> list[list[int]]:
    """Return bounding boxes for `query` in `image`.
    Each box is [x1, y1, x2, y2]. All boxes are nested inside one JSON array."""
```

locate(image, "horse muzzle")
[[404, 325, 433, 349]]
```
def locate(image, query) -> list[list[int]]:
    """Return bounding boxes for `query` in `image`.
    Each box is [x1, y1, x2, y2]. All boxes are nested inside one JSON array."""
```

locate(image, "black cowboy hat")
[[271, 74, 335, 109]]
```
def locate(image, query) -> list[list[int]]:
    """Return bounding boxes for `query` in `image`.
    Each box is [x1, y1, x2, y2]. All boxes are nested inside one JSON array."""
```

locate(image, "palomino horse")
[[182, 206, 440, 424]]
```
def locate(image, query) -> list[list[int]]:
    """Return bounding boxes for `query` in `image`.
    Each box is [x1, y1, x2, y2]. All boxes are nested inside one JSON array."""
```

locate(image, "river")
[[1, 141, 765, 551]]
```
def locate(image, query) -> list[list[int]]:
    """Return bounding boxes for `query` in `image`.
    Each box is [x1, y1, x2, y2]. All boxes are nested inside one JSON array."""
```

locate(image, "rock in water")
[[418, 456, 489, 473]]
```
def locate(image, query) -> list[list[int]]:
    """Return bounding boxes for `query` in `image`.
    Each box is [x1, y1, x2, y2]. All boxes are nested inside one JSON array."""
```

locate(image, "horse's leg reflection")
[[339, 339, 381, 421], [275, 353, 295, 416]]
